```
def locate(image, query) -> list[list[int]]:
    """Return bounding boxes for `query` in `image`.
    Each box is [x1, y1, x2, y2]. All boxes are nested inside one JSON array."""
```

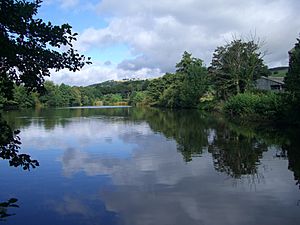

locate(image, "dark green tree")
[[0, 0, 91, 169], [175, 51, 194, 74], [209, 39, 269, 100], [285, 35, 300, 99], [157, 51, 208, 108], [146, 75, 172, 105], [0, 0, 91, 97], [180, 58, 208, 107], [13, 85, 35, 108], [39, 81, 63, 106]]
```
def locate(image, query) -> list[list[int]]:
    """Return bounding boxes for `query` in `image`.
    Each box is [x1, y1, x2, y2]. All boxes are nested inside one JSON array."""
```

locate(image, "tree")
[[175, 51, 194, 74], [0, 0, 91, 169], [160, 51, 208, 108], [209, 39, 269, 100], [179, 56, 208, 107], [13, 84, 35, 108], [0, 0, 91, 97], [0, 116, 39, 170], [39, 80, 63, 106], [285, 35, 300, 99]]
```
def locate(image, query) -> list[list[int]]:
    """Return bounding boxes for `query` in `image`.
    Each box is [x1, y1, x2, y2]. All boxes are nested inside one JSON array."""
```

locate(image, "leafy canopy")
[[0, 0, 91, 98], [285, 35, 300, 98], [209, 39, 269, 100], [147, 51, 208, 108]]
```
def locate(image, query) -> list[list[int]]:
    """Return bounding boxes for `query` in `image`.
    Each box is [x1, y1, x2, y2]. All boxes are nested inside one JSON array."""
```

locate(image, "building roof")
[[259, 76, 285, 85]]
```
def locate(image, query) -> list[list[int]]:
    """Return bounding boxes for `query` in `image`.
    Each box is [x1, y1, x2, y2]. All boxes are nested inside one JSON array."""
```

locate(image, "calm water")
[[1, 107, 300, 225]]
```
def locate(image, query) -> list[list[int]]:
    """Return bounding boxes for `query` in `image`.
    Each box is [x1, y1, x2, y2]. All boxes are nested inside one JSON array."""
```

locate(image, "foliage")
[[129, 91, 148, 106], [285, 36, 300, 96], [91, 79, 149, 99], [13, 84, 35, 107], [179, 61, 208, 107], [147, 52, 208, 108], [157, 73, 184, 108], [0, 0, 91, 98], [0, 75, 14, 107], [224, 92, 283, 120], [146, 73, 178, 105], [102, 93, 123, 105], [0, 114, 39, 170], [0, 79, 153, 108], [209, 39, 269, 100]]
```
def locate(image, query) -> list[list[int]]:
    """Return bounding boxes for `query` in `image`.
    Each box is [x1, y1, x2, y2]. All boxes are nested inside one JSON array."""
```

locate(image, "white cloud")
[[60, 0, 79, 8], [47, 0, 300, 84], [90, 0, 300, 69], [48, 62, 162, 86], [43, 0, 80, 9]]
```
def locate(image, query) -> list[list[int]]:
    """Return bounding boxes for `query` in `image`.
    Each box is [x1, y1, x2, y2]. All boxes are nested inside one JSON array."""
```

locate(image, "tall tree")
[[175, 51, 194, 74], [209, 39, 269, 100], [179, 56, 208, 107], [285, 35, 300, 99], [0, 0, 91, 169]]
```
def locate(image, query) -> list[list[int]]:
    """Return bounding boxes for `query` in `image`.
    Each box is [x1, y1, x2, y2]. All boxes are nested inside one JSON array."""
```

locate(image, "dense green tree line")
[[0, 38, 267, 110], [125, 39, 271, 109], [0, 79, 151, 108]]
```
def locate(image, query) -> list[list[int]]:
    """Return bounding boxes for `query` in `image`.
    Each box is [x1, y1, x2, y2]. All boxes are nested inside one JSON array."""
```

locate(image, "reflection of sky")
[[0, 111, 300, 225], [20, 117, 150, 157]]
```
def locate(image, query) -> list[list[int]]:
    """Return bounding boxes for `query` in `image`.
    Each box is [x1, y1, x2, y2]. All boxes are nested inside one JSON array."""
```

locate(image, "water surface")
[[1, 107, 299, 225]]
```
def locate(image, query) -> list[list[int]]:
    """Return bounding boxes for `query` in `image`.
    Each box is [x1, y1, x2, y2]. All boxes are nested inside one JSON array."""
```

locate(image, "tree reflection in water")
[[2, 107, 300, 188], [0, 198, 19, 221], [141, 109, 267, 178], [136, 108, 300, 186], [0, 114, 39, 170], [1, 114, 39, 221]]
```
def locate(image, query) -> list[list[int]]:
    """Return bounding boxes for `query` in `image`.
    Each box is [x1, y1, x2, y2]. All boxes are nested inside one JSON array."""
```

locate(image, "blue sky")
[[39, 0, 131, 64], [37, 0, 300, 86]]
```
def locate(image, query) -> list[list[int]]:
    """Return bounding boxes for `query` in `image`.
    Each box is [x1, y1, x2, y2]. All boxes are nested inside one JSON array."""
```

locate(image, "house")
[[255, 76, 285, 92]]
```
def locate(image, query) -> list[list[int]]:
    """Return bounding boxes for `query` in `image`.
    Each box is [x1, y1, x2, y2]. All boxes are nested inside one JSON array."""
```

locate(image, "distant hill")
[[88, 66, 289, 91], [89, 80, 123, 88], [88, 79, 150, 98], [269, 66, 288, 77]]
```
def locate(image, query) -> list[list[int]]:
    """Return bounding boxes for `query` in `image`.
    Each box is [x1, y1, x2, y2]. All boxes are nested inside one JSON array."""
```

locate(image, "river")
[[1, 107, 299, 225]]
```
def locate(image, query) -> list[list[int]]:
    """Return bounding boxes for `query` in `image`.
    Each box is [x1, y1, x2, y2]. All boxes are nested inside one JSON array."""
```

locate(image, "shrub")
[[224, 92, 283, 120]]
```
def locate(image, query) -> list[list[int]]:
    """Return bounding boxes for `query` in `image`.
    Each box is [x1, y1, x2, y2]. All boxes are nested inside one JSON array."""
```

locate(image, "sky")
[[38, 0, 300, 86]]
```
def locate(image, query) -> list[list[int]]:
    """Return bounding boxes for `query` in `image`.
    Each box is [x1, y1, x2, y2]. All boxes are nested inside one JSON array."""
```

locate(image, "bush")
[[129, 91, 148, 106], [224, 92, 283, 120]]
